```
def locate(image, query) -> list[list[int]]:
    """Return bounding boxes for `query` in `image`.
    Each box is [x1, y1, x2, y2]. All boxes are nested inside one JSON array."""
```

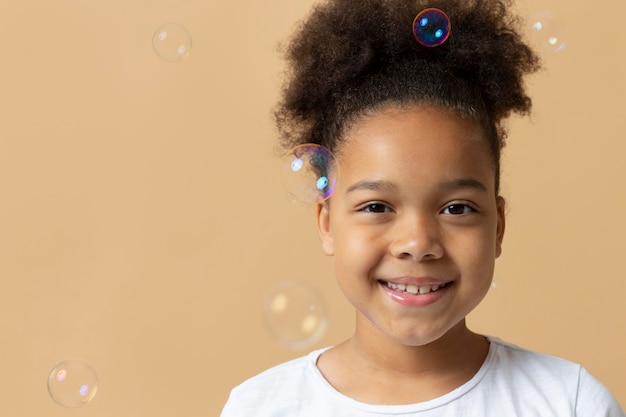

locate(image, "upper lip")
[[379, 276, 452, 286]]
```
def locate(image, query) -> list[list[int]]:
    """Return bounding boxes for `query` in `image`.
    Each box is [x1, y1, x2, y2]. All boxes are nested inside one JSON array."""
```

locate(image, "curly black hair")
[[274, 0, 540, 193]]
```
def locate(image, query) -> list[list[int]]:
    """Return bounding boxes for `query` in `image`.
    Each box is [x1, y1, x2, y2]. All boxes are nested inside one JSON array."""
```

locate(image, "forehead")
[[341, 103, 484, 146], [335, 104, 495, 190]]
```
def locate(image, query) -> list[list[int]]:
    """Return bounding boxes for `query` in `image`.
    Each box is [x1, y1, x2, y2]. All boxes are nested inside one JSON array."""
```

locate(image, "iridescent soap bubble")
[[413, 8, 451, 47], [263, 280, 328, 350], [152, 23, 192, 62], [47, 359, 98, 408], [282, 144, 337, 204], [528, 12, 566, 54]]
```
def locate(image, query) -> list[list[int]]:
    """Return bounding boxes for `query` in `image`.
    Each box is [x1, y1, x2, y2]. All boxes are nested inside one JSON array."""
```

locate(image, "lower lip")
[[380, 282, 451, 306]]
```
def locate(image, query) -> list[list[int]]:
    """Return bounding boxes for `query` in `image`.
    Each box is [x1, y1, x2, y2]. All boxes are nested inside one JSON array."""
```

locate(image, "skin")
[[315, 103, 506, 405]]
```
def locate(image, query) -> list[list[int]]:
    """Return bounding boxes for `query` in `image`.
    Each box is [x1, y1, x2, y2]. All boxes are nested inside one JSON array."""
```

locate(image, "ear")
[[316, 202, 335, 256], [495, 196, 506, 258]]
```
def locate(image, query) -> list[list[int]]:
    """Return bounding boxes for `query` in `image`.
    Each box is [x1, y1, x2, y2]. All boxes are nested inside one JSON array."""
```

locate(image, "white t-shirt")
[[220, 337, 624, 416]]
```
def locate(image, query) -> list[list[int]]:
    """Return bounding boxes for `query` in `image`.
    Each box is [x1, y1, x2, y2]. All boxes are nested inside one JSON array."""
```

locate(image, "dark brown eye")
[[362, 203, 390, 213], [442, 204, 473, 215]]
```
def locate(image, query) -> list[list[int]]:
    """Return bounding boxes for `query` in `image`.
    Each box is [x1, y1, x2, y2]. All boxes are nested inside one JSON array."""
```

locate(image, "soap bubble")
[[47, 359, 98, 408], [282, 144, 337, 204], [413, 8, 450, 47], [152, 23, 192, 62], [528, 12, 566, 54], [263, 280, 328, 350]]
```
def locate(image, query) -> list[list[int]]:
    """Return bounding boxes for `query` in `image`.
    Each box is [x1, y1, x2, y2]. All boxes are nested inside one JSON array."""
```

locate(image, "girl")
[[221, 0, 624, 415]]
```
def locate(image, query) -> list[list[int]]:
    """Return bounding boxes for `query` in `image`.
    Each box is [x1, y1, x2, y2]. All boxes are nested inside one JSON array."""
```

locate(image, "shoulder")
[[488, 337, 581, 372], [220, 347, 331, 417], [235, 348, 324, 393], [483, 337, 624, 416], [486, 336, 588, 388]]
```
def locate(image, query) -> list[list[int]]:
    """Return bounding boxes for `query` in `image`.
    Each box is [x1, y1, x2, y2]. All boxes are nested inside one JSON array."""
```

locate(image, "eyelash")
[[358, 203, 476, 215], [359, 203, 391, 213], [441, 204, 476, 215]]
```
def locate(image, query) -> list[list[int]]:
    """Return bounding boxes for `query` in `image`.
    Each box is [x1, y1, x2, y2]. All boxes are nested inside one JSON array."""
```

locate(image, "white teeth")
[[385, 281, 447, 295], [417, 286, 431, 295]]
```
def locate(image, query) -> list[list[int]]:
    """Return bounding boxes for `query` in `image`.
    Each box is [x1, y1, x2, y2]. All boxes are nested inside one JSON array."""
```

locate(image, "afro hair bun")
[[274, 0, 540, 154]]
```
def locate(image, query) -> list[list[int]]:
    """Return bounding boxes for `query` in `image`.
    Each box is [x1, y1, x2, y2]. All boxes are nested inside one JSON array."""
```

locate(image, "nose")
[[389, 214, 444, 262]]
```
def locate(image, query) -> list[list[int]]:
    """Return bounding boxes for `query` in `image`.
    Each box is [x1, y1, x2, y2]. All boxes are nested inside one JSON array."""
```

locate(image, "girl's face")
[[316, 104, 505, 347]]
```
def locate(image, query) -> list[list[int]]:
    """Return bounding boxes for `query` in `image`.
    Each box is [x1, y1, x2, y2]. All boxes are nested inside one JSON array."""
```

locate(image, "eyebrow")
[[346, 180, 398, 194], [345, 178, 488, 194], [441, 178, 488, 192]]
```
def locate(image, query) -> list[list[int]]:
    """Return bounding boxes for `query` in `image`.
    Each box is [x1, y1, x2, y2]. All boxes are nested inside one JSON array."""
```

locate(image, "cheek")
[[333, 229, 383, 273], [449, 228, 498, 277], [336, 233, 371, 262], [468, 247, 497, 291]]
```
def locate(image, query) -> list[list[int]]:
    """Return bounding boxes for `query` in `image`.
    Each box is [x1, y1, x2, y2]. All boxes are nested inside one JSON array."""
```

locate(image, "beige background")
[[0, 0, 624, 416]]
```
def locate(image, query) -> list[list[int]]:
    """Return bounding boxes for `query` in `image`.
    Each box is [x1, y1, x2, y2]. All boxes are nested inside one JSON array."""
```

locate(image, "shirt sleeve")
[[219, 390, 240, 417], [575, 367, 625, 417]]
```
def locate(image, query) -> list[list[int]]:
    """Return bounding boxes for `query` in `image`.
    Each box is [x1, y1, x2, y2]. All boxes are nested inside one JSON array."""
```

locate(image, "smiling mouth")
[[380, 281, 451, 295]]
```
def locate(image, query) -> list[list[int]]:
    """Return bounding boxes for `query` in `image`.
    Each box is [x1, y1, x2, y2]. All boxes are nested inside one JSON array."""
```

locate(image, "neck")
[[349, 318, 487, 376], [316, 318, 490, 404]]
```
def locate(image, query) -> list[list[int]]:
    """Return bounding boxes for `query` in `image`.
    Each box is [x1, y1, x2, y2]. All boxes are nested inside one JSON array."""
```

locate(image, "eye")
[[441, 204, 475, 215], [360, 203, 392, 213]]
